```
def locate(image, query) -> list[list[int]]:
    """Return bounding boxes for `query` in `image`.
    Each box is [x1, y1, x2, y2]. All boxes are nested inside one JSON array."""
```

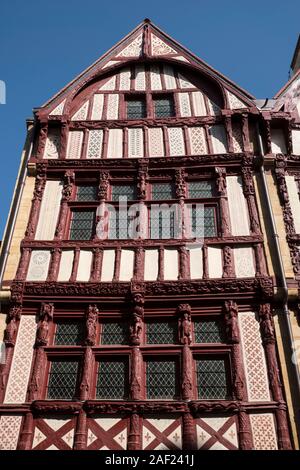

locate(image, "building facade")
[[0, 20, 299, 450]]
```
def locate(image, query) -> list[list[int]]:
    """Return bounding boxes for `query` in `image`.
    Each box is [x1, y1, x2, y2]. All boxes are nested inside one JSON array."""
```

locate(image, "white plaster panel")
[[163, 65, 176, 89], [106, 94, 119, 120], [66, 130, 83, 159], [250, 414, 278, 450], [119, 249, 135, 281], [99, 75, 116, 91], [178, 92, 191, 117], [0, 415, 22, 449], [189, 127, 207, 155], [101, 249, 115, 281], [128, 128, 143, 158], [148, 127, 164, 157], [292, 129, 300, 155], [207, 246, 223, 278], [150, 65, 162, 90], [135, 65, 145, 90], [192, 91, 206, 116], [233, 246, 255, 278], [144, 249, 159, 281], [35, 180, 62, 240], [107, 129, 123, 158], [57, 250, 74, 282], [71, 101, 89, 121], [86, 129, 103, 159], [27, 250, 51, 281], [168, 127, 185, 156], [49, 99, 66, 116], [76, 250, 93, 281], [119, 68, 131, 90], [164, 249, 178, 280], [271, 129, 287, 154], [210, 125, 228, 153], [227, 175, 250, 235], [4, 316, 37, 403], [91, 94, 104, 120], [285, 175, 300, 233], [189, 247, 203, 279], [43, 129, 60, 159]]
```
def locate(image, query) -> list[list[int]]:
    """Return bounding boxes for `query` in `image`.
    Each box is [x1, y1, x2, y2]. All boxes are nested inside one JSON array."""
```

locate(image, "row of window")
[[127, 95, 175, 119], [53, 319, 224, 346], [47, 356, 230, 401]]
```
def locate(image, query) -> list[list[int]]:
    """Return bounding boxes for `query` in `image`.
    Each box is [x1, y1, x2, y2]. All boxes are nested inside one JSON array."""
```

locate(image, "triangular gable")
[[273, 69, 300, 118], [41, 19, 255, 117]]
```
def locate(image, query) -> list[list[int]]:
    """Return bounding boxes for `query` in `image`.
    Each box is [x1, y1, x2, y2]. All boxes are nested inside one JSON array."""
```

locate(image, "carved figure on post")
[[224, 300, 239, 343], [178, 304, 192, 345], [85, 304, 99, 346], [36, 303, 54, 347], [4, 305, 21, 346], [130, 293, 144, 345]]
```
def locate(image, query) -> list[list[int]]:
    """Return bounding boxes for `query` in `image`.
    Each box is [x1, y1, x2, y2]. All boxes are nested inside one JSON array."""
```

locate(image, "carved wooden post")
[[36, 121, 48, 159], [18, 412, 34, 450], [241, 114, 251, 152], [127, 411, 142, 450], [264, 118, 272, 155], [178, 304, 193, 401], [15, 247, 31, 281], [130, 291, 144, 400], [70, 248, 80, 282], [275, 156, 296, 235], [241, 167, 261, 235], [47, 248, 61, 281], [25, 168, 47, 239], [259, 303, 292, 449], [90, 248, 103, 282], [179, 246, 189, 280], [224, 301, 248, 403], [202, 245, 208, 279], [60, 119, 69, 160], [55, 170, 75, 240], [136, 162, 148, 240], [80, 347, 93, 400], [158, 246, 164, 281], [254, 243, 267, 276], [113, 247, 121, 281], [222, 246, 234, 278], [134, 247, 145, 281], [224, 114, 234, 153], [175, 168, 186, 239], [73, 409, 87, 450], [215, 167, 231, 236], [238, 407, 253, 450], [85, 305, 98, 347], [182, 412, 197, 450], [27, 303, 54, 401], [0, 304, 22, 402]]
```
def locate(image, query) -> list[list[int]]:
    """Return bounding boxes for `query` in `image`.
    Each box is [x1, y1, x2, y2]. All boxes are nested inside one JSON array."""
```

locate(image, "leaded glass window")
[[109, 209, 130, 239], [96, 359, 128, 399], [150, 208, 176, 239], [54, 322, 84, 345], [111, 185, 136, 201], [47, 360, 79, 399], [190, 206, 216, 238], [151, 183, 174, 200], [101, 322, 128, 345], [196, 358, 229, 400], [194, 320, 225, 343], [76, 186, 98, 201], [146, 321, 177, 344], [146, 360, 178, 399], [127, 99, 147, 119], [154, 97, 175, 118], [70, 210, 94, 240], [188, 181, 213, 198]]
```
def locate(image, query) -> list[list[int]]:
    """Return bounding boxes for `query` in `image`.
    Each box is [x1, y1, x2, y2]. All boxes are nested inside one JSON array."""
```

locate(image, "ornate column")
[[238, 407, 253, 450], [254, 243, 267, 276], [224, 114, 234, 153], [95, 171, 110, 240], [27, 303, 54, 401], [36, 121, 48, 159], [25, 167, 47, 239], [179, 246, 189, 280], [55, 170, 75, 240], [15, 247, 31, 281], [127, 411, 142, 450], [60, 118, 69, 160], [18, 412, 34, 450], [222, 245, 234, 278], [70, 247, 80, 282], [175, 168, 186, 239], [259, 303, 292, 449], [275, 155, 296, 236], [47, 248, 62, 281], [178, 304, 193, 401], [241, 114, 251, 152], [73, 409, 87, 450], [0, 304, 22, 402], [133, 247, 145, 281], [129, 291, 144, 400], [182, 412, 197, 450], [137, 161, 148, 240], [89, 248, 103, 282], [264, 118, 272, 155], [241, 166, 261, 235], [215, 167, 231, 236]]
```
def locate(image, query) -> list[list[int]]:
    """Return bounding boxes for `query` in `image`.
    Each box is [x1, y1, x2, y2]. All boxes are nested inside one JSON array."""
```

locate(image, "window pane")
[[152, 183, 174, 200], [154, 98, 175, 118], [111, 185, 136, 201], [194, 320, 225, 343], [47, 361, 79, 399], [150, 209, 176, 239], [109, 209, 130, 239], [146, 360, 177, 399], [55, 322, 84, 345], [188, 181, 213, 198], [196, 358, 229, 399], [190, 206, 216, 238], [146, 321, 177, 344], [96, 360, 128, 399], [76, 186, 98, 201], [101, 322, 128, 345], [70, 211, 94, 240], [127, 99, 146, 119]]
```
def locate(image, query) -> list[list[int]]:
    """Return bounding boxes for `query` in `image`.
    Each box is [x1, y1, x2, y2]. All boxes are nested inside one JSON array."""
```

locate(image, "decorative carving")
[[85, 305, 98, 346], [25, 173, 47, 238], [222, 246, 234, 277], [80, 347, 93, 400], [137, 162, 148, 200], [4, 305, 22, 346], [224, 300, 239, 343], [98, 171, 109, 200], [127, 412, 141, 450], [259, 303, 275, 343], [238, 408, 253, 450], [175, 168, 186, 198], [130, 347, 142, 400], [215, 167, 227, 196], [31, 400, 82, 413], [129, 293, 144, 346], [84, 401, 187, 414], [62, 170, 75, 201], [189, 401, 238, 415], [177, 304, 192, 345], [36, 302, 54, 347]]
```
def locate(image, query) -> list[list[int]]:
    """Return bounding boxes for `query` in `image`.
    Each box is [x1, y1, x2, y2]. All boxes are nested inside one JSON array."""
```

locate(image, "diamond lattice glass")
[[47, 360, 79, 399], [76, 186, 98, 201], [188, 181, 213, 198], [101, 322, 128, 345], [196, 358, 229, 399], [190, 206, 216, 238], [54, 322, 84, 345], [194, 320, 225, 343], [146, 321, 177, 344], [154, 98, 175, 118], [111, 185, 136, 201], [146, 360, 177, 399], [70, 210, 94, 240], [127, 99, 147, 119], [96, 360, 128, 399]]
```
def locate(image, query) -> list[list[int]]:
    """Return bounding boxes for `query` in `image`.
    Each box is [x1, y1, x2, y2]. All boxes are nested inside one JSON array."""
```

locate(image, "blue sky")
[[0, 0, 299, 237]]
